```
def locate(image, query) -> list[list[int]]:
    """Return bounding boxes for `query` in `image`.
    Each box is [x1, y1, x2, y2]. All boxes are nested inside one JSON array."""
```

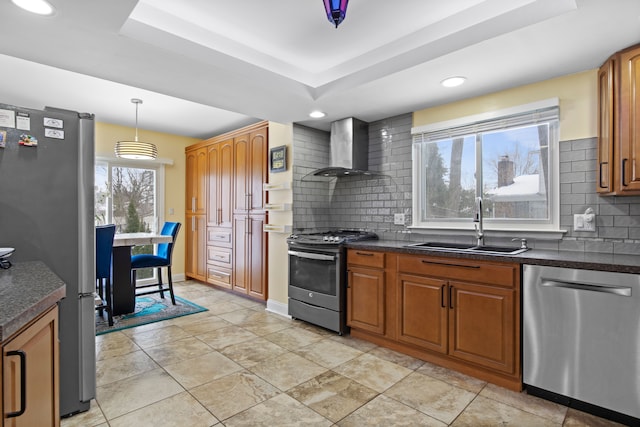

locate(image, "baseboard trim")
[[266, 299, 290, 319]]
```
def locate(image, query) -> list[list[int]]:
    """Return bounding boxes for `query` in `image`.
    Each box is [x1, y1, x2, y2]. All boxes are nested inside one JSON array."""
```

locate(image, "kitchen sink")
[[406, 242, 529, 255]]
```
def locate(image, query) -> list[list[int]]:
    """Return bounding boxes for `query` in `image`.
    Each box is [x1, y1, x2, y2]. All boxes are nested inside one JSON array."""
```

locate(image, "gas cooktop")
[[288, 230, 378, 245]]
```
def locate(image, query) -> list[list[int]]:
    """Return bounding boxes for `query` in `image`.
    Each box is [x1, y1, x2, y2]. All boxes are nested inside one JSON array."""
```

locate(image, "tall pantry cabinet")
[[185, 121, 268, 300]]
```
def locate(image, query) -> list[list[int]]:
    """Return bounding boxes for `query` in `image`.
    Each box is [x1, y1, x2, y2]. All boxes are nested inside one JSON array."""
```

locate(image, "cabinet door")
[[248, 215, 266, 299], [233, 134, 249, 213], [397, 274, 447, 353], [248, 129, 267, 213], [3, 307, 59, 427], [186, 147, 207, 214], [232, 216, 248, 294], [448, 281, 515, 374], [185, 214, 206, 281], [597, 58, 615, 193], [347, 266, 385, 335], [618, 48, 640, 193], [208, 140, 234, 227]]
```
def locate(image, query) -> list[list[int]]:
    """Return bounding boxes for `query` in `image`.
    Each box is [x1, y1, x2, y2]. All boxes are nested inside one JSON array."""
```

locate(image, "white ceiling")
[[0, 0, 638, 139]]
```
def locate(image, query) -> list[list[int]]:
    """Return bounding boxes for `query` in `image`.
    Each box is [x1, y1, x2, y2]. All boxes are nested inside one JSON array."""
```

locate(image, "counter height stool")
[[96, 224, 116, 326], [131, 222, 181, 304]]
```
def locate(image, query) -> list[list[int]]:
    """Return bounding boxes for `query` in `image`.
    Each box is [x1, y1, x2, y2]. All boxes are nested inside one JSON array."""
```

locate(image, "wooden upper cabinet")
[[234, 129, 268, 213], [186, 147, 207, 214], [598, 44, 640, 195], [208, 139, 234, 228], [233, 133, 249, 213]]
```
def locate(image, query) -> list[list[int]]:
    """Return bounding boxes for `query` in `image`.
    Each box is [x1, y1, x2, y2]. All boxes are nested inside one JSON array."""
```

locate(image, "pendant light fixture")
[[114, 98, 157, 160], [323, 0, 349, 28]]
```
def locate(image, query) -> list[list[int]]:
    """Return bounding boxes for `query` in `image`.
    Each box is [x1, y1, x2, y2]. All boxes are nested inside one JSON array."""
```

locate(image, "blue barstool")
[[96, 224, 116, 326], [131, 222, 181, 304]]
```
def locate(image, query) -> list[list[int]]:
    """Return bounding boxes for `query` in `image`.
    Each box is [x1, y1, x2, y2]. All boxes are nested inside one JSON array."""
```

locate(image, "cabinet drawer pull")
[[355, 252, 374, 256], [6, 350, 26, 418], [622, 158, 629, 186], [599, 162, 608, 188], [449, 285, 454, 309], [441, 284, 446, 308], [420, 260, 480, 269]]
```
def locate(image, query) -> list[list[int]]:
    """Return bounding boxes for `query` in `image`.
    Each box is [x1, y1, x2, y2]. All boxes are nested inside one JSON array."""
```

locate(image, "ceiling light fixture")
[[309, 110, 326, 118], [11, 0, 55, 15], [114, 99, 158, 160], [441, 76, 467, 88], [323, 0, 349, 28]]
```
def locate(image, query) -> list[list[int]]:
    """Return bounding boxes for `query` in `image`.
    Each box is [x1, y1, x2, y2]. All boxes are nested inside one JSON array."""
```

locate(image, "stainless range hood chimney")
[[313, 117, 370, 177]]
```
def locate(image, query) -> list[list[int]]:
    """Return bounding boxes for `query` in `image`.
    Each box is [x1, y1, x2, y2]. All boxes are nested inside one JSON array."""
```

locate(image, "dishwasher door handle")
[[541, 279, 632, 297]]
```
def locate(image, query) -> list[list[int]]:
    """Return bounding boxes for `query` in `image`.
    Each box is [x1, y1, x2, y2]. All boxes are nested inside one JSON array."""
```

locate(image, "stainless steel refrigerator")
[[0, 103, 96, 417]]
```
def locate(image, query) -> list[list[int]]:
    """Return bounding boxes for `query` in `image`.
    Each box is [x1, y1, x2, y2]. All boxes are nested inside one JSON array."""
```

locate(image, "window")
[[95, 158, 165, 278], [412, 100, 559, 233]]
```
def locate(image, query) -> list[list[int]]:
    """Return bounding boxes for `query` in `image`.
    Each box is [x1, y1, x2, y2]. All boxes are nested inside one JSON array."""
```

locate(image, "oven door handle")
[[288, 250, 336, 261]]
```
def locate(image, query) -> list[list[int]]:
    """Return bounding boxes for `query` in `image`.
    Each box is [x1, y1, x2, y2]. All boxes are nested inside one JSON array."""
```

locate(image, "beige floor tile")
[[563, 408, 627, 426], [196, 325, 258, 350], [250, 352, 328, 391], [333, 353, 412, 393], [60, 400, 106, 427], [288, 370, 378, 423], [162, 310, 217, 328], [338, 394, 446, 427], [330, 334, 379, 352], [108, 391, 218, 427], [224, 393, 332, 427], [192, 297, 246, 315], [242, 318, 293, 336], [480, 383, 568, 424], [96, 368, 184, 420], [452, 395, 559, 426], [220, 337, 287, 368], [95, 349, 158, 387], [143, 336, 214, 366], [385, 371, 476, 424], [127, 324, 193, 349], [190, 371, 280, 421], [175, 315, 230, 335], [291, 319, 336, 337], [95, 331, 140, 361], [294, 338, 363, 369], [263, 326, 325, 350], [217, 308, 270, 325], [163, 350, 243, 389], [417, 361, 487, 394], [368, 346, 425, 370]]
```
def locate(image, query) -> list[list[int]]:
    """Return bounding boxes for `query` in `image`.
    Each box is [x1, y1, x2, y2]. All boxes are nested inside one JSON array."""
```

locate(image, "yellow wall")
[[413, 69, 598, 141], [267, 122, 293, 307], [95, 122, 200, 277]]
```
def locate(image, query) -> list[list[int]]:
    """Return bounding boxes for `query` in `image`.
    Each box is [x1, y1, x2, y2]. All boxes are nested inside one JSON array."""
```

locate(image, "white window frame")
[[411, 99, 564, 240]]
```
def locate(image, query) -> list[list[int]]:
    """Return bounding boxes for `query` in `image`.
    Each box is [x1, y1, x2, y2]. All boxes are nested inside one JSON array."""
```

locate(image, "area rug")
[[96, 295, 207, 335]]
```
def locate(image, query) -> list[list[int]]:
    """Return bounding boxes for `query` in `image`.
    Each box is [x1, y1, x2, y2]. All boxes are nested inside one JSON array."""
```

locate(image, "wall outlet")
[[573, 213, 595, 232], [394, 213, 405, 225]]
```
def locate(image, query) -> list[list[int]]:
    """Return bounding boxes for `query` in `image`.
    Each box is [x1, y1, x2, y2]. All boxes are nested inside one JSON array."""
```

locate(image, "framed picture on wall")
[[270, 145, 287, 173]]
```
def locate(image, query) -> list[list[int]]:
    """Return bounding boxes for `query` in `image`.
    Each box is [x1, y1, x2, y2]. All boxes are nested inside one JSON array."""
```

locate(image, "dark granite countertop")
[[346, 240, 640, 274], [0, 261, 66, 342]]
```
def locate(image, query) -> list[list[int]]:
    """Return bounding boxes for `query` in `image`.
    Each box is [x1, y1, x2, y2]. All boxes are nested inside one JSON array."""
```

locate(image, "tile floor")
[[62, 280, 624, 427]]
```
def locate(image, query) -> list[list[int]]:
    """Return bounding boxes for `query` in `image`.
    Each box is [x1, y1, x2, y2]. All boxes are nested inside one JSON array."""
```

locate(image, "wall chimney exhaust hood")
[[313, 117, 373, 177]]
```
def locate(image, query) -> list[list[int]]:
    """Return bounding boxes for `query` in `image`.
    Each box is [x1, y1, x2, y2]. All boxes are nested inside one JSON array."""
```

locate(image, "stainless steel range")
[[287, 230, 378, 334]]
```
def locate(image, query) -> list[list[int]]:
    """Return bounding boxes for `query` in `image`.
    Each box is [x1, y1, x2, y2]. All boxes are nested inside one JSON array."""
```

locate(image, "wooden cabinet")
[[346, 249, 386, 335], [598, 43, 640, 195], [2, 306, 59, 427], [186, 121, 268, 300], [185, 214, 206, 281], [207, 139, 234, 228], [186, 147, 207, 214], [347, 248, 521, 391]]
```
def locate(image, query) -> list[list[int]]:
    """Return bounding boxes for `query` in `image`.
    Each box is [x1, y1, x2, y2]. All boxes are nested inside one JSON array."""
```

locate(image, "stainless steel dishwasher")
[[523, 264, 640, 423]]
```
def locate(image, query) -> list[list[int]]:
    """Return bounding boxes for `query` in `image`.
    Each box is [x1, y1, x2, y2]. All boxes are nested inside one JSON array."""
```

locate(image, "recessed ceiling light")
[[441, 76, 466, 88], [11, 0, 55, 15], [309, 110, 326, 118]]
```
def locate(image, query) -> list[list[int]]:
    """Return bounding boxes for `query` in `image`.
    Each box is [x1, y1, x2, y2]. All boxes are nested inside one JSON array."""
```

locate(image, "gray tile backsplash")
[[292, 115, 640, 255]]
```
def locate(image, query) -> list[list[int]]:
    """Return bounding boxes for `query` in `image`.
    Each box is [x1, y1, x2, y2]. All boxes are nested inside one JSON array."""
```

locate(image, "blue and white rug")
[[95, 294, 207, 335]]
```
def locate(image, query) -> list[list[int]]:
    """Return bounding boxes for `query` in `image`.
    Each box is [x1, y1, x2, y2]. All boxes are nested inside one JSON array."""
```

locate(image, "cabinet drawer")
[[208, 228, 232, 246], [347, 249, 385, 268], [207, 266, 232, 288], [207, 246, 232, 268], [398, 255, 516, 288]]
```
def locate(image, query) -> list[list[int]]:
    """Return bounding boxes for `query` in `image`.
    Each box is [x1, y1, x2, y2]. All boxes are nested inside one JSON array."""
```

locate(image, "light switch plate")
[[394, 213, 405, 225]]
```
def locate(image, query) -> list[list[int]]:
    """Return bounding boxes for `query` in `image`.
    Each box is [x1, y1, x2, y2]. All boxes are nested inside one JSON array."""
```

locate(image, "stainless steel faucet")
[[474, 196, 484, 247]]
